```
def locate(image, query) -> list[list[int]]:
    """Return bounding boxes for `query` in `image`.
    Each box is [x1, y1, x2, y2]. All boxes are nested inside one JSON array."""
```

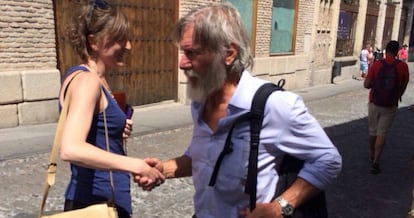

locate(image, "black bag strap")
[[208, 112, 251, 187], [207, 79, 285, 211], [245, 81, 284, 211]]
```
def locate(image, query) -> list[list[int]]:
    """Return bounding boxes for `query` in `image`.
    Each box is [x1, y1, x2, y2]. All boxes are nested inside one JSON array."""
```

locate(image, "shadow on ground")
[[325, 106, 414, 218]]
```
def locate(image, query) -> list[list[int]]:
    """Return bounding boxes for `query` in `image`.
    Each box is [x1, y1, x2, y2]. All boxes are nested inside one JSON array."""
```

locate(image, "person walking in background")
[[137, 3, 342, 218], [60, 0, 164, 217], [364, 40, 409, 174], [355, 44, 373, 80], [398, 44, 409, 62], [367, 45, 374, 68]]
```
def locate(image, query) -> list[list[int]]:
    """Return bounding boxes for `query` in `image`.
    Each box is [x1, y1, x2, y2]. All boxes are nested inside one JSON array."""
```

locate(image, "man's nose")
[[179, 54, 192, 70], [124, 40, 132, 50]]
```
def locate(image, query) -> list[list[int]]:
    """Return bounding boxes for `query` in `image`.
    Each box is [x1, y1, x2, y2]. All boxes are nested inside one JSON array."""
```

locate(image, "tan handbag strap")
[[102, 90, 116, 204], [38, 73, 115, 217], [39, 72, 81, 217]]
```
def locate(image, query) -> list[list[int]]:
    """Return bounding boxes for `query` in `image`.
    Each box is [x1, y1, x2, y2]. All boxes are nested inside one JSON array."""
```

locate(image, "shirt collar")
[[228, 70, 267, 111]]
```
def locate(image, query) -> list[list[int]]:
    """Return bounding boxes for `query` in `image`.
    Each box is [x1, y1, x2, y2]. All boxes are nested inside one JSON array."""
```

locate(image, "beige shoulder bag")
[[38, 74, 118, 218]]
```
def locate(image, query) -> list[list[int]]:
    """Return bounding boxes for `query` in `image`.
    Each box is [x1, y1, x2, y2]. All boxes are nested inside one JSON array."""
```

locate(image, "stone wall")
[[0, 0, 59, 128]]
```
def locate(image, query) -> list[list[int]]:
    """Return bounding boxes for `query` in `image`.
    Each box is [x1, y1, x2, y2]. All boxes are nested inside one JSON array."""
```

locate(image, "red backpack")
[[372, 60, 401, 107]]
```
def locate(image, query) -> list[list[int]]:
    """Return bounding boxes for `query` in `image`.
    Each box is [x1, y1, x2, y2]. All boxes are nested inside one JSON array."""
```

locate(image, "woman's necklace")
[[85, 62, 112, 95], [99, 78, 111, 93]]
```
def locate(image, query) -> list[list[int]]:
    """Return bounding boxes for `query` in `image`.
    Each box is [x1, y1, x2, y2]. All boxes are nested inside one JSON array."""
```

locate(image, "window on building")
[[225, 0, 254, 36], [363, 0, 379, 49], [224, 0, 257, 54], [270, 0, 297, 54], [335, 1, 359, 57]]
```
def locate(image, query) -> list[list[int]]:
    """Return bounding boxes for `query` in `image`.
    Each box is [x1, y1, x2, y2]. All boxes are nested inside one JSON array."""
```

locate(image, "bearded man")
[[136, 3, 342, 218]]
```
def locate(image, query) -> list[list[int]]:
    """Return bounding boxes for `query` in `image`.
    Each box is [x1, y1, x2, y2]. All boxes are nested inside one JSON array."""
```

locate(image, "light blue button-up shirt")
[[184, 71, 342, 218]]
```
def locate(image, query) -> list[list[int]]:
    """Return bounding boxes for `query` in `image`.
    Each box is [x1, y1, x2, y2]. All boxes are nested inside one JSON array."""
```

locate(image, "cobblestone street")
[[1, 79, 414, 218], [0, 127, 195, 218]]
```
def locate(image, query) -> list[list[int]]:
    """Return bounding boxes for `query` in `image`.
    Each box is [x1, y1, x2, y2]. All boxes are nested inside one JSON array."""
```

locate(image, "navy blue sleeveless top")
[[61, 66, 131, 214]]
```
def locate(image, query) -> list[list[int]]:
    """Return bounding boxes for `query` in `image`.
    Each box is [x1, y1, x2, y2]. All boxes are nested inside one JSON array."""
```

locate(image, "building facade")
[[0, 0, 412, 128]]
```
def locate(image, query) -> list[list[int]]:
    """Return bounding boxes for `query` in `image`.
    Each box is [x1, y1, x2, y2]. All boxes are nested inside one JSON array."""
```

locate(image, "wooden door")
[[54, 0, 178, 106]]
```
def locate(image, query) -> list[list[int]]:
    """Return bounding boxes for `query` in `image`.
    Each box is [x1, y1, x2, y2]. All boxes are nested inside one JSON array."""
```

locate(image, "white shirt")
[[185, 71, 342, 218], [361, 49, 369, 62]]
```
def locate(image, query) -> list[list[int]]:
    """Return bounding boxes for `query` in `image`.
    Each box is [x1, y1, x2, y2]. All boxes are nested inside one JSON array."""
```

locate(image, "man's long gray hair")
[[173, 2, 254, 73]]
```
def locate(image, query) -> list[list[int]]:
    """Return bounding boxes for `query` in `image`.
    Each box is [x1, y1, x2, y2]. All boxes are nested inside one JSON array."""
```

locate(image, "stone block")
[[21, 69, 61, 101], [334, 65, 358, 83], [294, 69, 311, 90], [311, 69, 331, 86], [0, 71, 23, 104], [252, 57, 273, 76], [0, 104, 18, 128], [294, 55, 309, 71], [253, 56, 313, 90], [18, 100, 59, 125], [273, 58, 288, 74]]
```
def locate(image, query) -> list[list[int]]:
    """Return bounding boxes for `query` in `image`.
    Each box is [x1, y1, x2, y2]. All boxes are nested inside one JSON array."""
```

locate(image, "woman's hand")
[[133, 158, 165, 189], [133, 158, 165, 191], [123, 119, 133, 140]]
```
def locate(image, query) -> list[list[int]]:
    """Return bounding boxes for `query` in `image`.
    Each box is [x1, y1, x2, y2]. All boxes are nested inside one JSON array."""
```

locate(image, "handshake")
[[132, 157, 166, 191]]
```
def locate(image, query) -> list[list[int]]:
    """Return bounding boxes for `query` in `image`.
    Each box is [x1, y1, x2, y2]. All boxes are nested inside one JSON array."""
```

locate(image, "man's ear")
[[225, 43, 238, 66], [87, 34, 99, 51]]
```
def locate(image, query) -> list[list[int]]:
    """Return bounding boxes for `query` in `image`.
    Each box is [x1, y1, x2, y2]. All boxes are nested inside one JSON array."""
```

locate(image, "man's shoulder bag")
[[209, 80, 327, 218]]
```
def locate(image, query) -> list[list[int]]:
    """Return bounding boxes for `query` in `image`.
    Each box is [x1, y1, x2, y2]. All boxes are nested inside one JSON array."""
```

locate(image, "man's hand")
[[133, 157, 164, 191], [144, 157, 164, 172], [240, 202, 282, 218]]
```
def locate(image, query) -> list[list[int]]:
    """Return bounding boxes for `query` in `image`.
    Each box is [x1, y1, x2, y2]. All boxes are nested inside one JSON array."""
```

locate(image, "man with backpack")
[[136, 3, 342, 218], [363, 40, 409, 174]]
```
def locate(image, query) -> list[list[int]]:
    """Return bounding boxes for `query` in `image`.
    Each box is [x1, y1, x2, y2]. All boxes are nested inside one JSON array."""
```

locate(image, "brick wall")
[[0, 0, 56, 70], [0, 0, 59, 128], [296, 0, 315, 54], [255, 0, 273, 57], [178, 0, 219, 17]]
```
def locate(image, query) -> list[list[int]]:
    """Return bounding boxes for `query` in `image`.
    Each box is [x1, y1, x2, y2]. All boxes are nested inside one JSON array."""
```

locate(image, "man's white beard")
[[185, 56, 227, 103]]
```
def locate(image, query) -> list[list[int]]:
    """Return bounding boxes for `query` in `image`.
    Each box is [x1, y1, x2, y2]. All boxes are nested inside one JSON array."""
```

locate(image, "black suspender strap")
[[245, 82, 284, 211]]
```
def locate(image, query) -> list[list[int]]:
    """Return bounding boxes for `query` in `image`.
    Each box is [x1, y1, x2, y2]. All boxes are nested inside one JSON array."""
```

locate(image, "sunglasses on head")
[[86, 0, 109, 29]]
